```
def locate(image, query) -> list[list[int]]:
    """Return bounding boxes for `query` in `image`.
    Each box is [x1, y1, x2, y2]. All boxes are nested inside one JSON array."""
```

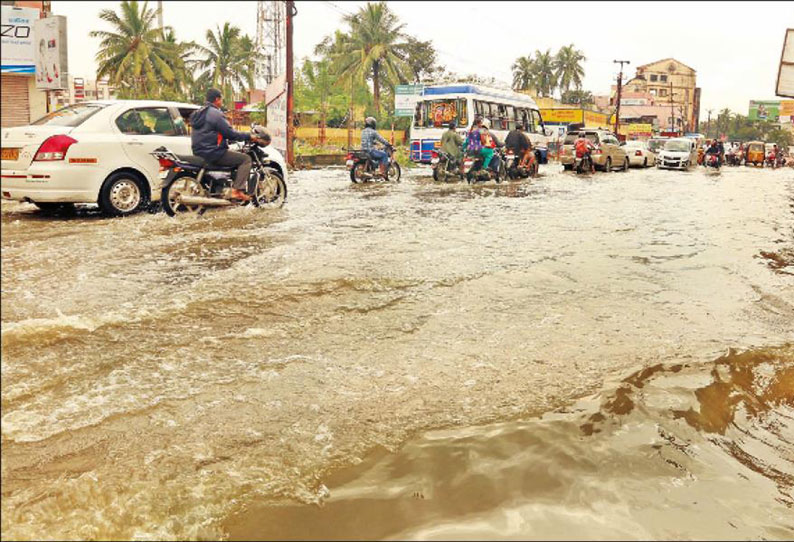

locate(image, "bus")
[[408, 84, 551, 164]]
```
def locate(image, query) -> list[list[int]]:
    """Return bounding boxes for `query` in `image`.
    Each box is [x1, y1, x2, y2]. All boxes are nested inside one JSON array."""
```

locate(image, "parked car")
[[0, 100, 287, 216], [646, 137, 668, 163], [656, 138, 698, 170], [560, 129, 629, 172], [622, 140, 656, 168]]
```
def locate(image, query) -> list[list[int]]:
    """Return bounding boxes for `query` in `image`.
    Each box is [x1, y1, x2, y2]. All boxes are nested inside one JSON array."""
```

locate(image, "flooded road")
[[2, 164, 793, 540]]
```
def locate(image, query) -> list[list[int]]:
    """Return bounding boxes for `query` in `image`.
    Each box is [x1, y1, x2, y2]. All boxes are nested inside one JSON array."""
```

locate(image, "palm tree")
[[327, 2, 408, 115], [554, 44, 586, 93], [159, 28, 202, 100], [196, 22, 256, 105], [300, 59, 338, 143], [531, 49, 557, 97], [512, 55, 534, 91], [90, 0, 175, 98]]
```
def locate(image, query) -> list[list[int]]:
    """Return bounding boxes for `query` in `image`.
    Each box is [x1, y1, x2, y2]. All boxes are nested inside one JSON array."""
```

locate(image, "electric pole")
[[285, 0, 295, 168], [613, 60, 630, 137], [706, 108, 713, 137], [669, 81, 675, 134], [157, 0, 163, 31]]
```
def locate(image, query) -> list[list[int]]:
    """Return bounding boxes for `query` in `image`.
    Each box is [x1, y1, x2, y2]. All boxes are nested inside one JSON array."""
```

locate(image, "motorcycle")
[[431, 150, 463, 182], [574, 152, 594, 174], [504, 149, 539, 179], [704, 153, 721, 170], [153, 140, 286, 217], [461, 148, 506, 184], [346, 145, 401, 183], [765, 152, 778, 169]]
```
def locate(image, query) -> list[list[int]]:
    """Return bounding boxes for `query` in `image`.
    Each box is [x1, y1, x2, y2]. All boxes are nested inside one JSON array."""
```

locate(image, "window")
[[659, 89, 668, 97], [660, 75, 668, 82], [505, 105, 515, 130], [115, 107, 177, 135], [650, 89, 657, 96], [474, 100, 486, 120], [529, 110, 541, 133], [458, 99, 468, 127], [31, 104, 106, 127], [650, 74, 658, 82], [415, 100, 468, 128]]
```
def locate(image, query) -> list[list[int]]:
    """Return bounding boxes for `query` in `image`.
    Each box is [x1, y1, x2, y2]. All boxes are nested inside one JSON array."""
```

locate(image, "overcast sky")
[[51, 0, 791, 114]]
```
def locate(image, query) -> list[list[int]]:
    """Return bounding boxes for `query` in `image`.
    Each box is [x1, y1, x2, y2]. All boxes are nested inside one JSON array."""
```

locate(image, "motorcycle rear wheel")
[[161, 174, 207, 217], [433, 161, 447, 182]]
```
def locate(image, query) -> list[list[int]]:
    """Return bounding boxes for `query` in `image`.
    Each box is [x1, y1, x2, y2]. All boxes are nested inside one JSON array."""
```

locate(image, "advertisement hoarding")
[[540, 109, 583, 123], [1, 6, 39, 74], [776, 28, 794, 98], [34, 15, 68, 90], [265, 74, 287, 156], [583, 110, 608, 127], [395, 84, 424, 117], [748, 100, 782, 121]]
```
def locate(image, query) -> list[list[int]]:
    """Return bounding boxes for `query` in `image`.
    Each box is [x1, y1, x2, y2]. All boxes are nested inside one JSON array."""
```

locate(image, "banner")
[[618, 123, 653, 136], [265, 74, 287, 156], [583, 110, 608, 127], [540, 109, 583, 123], [1, 6, 39, 74], [395, 84, 424, 117], [748, 100, 781, 122], [34, 15, 67, 89]]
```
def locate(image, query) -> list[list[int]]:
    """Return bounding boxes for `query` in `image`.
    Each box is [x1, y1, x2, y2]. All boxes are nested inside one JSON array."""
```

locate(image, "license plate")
[[158, 169, 169, 179], [1, 148, 20, 161], [346, 160, 354, 169], [430, 158, 439, 164]]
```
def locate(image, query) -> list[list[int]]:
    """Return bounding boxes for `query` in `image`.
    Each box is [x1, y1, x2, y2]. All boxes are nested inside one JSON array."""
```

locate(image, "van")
[[656, 138, 698, 170]]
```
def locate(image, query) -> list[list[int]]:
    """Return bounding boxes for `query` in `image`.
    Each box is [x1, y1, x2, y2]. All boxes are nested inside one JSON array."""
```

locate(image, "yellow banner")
[[540, 109, 583, 123], [583, 110, 608, 127], [618, 123, 653, 135], [780, 100, 794, 116]]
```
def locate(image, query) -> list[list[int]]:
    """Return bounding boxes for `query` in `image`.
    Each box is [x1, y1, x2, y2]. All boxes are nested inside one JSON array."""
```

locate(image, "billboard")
[[540, 109, 583, 123], [34, 15, 68, 89], [776, 28, 794, 98], [395, 84, 424, 117], [748, 99, 794, 123], [1, 6, 39, 74]]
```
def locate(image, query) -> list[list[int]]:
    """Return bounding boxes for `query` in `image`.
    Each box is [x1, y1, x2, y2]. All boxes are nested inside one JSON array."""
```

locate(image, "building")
[[0, 0, 48, 127], [50, 76, 115, 108], [614, 58, 701, 133]]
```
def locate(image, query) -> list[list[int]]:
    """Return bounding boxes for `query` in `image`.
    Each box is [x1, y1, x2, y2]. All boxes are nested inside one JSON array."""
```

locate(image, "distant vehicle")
[[0, 100, 288, 216], [646, 137, 668, 162], [622, 140, 656, 168], [409, 84, 551, 164], [745, 141, 765, 167], [346, 145, 401, 183], [560, 129, 629, 172], [656, 138, 698, 170]]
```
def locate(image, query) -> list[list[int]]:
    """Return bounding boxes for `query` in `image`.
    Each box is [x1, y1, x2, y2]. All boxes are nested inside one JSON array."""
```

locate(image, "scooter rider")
[[440, 120, 463, 162], [705, 139, 720, 166], [574, 132, 595, 172], [190, 88, 267, 202], [505, 123, 531, 169], [361, 116, 392, 177]]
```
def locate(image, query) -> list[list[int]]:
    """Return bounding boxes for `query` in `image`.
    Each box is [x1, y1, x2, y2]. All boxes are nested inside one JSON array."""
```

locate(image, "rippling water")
[[2, 165, 793, 540]]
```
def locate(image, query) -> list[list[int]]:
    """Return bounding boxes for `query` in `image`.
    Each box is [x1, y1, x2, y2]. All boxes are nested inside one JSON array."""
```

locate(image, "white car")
[[1, 100, 287, 216], [656, 138, 698, 170], [622, 140, 656, 168]]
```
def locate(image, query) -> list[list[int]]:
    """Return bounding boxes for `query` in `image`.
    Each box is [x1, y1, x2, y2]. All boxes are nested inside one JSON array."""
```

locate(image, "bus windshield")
[[414, 99, 468, 129]]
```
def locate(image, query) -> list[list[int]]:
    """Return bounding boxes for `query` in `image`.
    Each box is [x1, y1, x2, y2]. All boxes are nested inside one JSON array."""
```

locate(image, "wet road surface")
[[2, 164, 793, 540]]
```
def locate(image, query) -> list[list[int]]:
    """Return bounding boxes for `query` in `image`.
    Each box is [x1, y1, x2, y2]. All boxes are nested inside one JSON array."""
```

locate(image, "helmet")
[[252, 125, 271, 141], [481, 118, 491, 129], [516, 123, 525, 131], [365, 116, 377, 129], [578, 131, 586, 138]]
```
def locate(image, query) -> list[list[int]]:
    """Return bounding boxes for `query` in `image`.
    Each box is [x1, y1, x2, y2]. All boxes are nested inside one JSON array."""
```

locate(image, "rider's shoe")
[[226, 188, 252, 202]]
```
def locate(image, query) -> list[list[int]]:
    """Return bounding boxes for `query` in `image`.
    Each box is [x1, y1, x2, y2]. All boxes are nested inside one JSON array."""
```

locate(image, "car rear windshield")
[[647, 139, 666, 152], [664, 140, 691, 152], [30, 104, 106, 127], [563, 133, 598, 145]]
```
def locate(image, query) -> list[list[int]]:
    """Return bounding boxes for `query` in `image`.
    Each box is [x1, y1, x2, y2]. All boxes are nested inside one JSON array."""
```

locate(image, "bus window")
[[533, 110, 545, 134], [530, 110, 542, 133], [474, 100, 486, 120], [414, 103, 423, 127], [519, 108, 531, 131], [458, 99, 468, 127], [505, 105, 515, 130]]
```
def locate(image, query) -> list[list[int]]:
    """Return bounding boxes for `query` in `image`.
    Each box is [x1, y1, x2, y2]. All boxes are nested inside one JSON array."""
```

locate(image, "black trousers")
[[214, 150, 252, 191]]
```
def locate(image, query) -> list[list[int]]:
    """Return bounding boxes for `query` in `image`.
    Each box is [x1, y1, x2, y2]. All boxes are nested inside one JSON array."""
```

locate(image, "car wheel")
[[99, 171, 148, 216], [643, 157, 648, 167], [622, 158, 629, 171], [604, 157, 612, 172], [563, 163, 573, 171]]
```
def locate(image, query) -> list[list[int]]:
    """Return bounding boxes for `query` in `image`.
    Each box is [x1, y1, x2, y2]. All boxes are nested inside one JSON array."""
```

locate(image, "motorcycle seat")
[[175, 155, 235, 171]]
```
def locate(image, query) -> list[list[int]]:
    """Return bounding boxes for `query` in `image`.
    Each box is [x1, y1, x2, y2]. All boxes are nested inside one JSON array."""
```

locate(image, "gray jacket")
[[190, 103, 250, 162]]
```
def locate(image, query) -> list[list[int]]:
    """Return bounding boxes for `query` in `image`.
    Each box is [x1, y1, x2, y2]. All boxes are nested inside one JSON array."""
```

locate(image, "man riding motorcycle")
[[505, 123, 534, 170], [574, 132, 595, 173], [190, 88, 267, 202], [705, 139, 721, 166], [440, 120, 463, 162], [361, 116, 392, 177]]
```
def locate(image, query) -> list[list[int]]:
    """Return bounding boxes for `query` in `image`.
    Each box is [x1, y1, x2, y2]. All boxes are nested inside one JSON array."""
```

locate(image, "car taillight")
[[635, 150, 642, 156], [34, 135, 77, 161], [158, 158, 174, 168], [345, 153, 353, 160], [431, 150, 438, 159]]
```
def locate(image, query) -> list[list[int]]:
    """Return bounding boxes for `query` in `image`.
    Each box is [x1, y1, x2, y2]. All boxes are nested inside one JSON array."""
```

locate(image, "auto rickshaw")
[[745, 141, 765, 167]]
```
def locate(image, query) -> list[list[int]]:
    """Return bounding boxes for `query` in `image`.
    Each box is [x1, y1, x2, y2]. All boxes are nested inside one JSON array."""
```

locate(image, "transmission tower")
[[255, 1, 285, 88]]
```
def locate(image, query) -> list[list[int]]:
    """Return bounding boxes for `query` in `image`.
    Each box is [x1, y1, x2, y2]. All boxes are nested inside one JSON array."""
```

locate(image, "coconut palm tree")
[[159, 28, 202, 101], [196, 22, 256, 105], [512, 55, 534, 91], [327, 2, 409, 115], [554, 44, 586, 93], [531, 49, 557, 97], [90, 0, 176, 98]]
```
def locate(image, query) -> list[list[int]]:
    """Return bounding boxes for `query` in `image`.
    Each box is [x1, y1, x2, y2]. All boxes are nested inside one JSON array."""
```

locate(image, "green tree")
[[554, 44, 586, 93], [196, 22, 257, 105], [90, 0, 175, 98], [158, 28, 201, 101], [402, 36, 440, 83], [531, 49, 557, 97], [326, 2, 409, 115], [561, 89, 594, 107], [512, 55, 534, 91]]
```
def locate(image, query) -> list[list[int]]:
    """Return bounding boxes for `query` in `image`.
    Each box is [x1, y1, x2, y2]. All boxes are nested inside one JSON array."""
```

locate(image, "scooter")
[[461, 149, 506, 184], [431, 150, 464, 182], [704, 153, 721, 170], [574, 152, 594, 174], [346, 145, 402, 183], [504, 149, 539, 179]]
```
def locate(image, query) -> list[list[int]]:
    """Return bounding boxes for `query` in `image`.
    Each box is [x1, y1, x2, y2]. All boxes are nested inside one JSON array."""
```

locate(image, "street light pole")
[[613, 60, 630, 137], [285, 1, 295, 168], [670, 81, 675, 134]]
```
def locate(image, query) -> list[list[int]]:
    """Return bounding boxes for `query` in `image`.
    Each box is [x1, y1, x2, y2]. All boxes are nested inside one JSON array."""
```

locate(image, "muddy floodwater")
[[1, 165, 793, 540]]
